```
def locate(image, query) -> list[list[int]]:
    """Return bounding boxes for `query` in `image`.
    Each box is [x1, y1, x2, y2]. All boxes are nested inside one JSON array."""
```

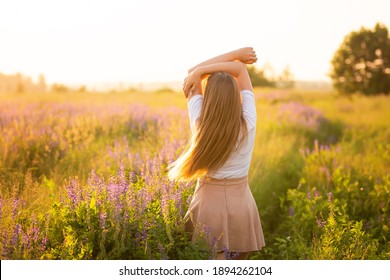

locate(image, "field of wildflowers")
[[0, 89, 389, 259]]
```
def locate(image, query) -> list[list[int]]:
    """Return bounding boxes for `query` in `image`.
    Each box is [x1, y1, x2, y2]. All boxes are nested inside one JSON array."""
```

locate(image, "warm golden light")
[[0, 0, 389, 88]]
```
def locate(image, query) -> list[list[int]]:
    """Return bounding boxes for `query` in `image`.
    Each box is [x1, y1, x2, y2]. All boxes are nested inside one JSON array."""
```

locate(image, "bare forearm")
[[196, 61, 244, 78], [183, 48, 257, 95], [188, 50, 240, 74], [195, 61, 253, 91]]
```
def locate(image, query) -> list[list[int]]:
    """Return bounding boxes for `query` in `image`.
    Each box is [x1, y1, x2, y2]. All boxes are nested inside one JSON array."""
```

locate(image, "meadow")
[[0, 88, 389, 260]]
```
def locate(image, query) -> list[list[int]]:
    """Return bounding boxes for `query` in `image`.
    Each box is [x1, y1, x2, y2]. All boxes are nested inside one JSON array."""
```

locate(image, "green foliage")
[[277, 66, 295, 89], [312, 204, 379, 260], [247, 65, 276, 87], [3, 170, 211, 260], [331, 22, 390, 95], [247, 65, 294, 89]]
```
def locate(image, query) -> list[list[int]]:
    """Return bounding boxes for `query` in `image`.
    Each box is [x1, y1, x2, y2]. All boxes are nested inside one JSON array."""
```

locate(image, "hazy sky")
[[0, 0, 389, 86]]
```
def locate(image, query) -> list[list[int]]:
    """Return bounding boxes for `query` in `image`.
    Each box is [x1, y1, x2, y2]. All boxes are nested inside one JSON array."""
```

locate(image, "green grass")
[[0, 88, 389, 259]]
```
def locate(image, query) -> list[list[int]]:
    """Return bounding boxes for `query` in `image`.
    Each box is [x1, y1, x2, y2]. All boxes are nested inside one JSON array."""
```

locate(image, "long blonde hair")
[[168, 72, 248, 182]]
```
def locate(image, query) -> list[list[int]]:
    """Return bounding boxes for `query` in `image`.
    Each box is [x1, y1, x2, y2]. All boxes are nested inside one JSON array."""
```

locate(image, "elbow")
[[235, 61, 246, 77], [236, 61, 246, 69]]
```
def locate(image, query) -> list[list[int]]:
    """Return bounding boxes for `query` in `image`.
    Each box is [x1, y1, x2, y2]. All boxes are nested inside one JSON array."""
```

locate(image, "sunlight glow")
[[0, 0, 389, 87]]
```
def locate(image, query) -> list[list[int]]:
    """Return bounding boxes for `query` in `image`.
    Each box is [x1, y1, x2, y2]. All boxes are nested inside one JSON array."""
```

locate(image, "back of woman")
[[168, 48, 265, 260]]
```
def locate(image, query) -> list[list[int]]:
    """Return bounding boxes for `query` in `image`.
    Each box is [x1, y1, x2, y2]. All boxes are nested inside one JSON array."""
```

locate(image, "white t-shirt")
[[187, 90, 257, 179]]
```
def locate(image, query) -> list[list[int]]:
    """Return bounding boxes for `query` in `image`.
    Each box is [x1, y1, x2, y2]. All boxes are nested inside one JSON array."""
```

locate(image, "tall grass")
[[0, 89, 389, 259]]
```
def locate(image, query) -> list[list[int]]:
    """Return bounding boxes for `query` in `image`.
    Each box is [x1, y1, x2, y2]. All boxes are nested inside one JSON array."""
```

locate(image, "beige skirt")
[[184, 176, 265, 253]]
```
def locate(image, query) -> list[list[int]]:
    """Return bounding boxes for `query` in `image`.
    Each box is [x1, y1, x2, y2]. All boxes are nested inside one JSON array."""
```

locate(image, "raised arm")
[[188, 47, 257, 74], [184, 61, 253, 98]]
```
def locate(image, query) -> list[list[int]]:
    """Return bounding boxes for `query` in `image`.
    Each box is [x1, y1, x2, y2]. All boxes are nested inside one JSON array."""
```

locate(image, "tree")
[[247, 65, 276, 87], [277, 65, 295, 89], [78, 85, 87, 93], [38, 74, 47, 92], [330, 23, 390, 95], [51, 83, 69, 93]]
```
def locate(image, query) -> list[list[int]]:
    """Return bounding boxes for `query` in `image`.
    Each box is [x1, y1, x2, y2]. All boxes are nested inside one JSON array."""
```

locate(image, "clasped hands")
[[183, 47, 258, 98]]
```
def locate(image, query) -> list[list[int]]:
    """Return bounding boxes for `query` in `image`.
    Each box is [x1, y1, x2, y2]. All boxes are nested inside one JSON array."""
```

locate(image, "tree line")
[[2, 23, 389, 95]]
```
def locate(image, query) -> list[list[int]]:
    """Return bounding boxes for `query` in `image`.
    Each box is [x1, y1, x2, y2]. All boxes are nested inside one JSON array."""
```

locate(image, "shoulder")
[[241, 89, 256, 130], [187, 93, 203, 109], [240, 89, 254, 97], [187, 94, 203, 131]]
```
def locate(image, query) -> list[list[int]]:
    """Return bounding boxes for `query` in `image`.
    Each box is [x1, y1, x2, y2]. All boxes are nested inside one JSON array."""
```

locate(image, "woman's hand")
[[235, 47, 258, 64], [188, 47, 258, 73], [183, 69, 202, 98]]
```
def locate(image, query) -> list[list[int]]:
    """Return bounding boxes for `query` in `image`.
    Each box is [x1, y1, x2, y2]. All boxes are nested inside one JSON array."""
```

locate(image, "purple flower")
[[289, 206, 294, 216], [0, 197, 4, 220], [66, 178, 81, 205], [30, 224, 40, 243], [22, 233, 31, 249], [174, 190, 183, 215], [316, 219, 326, 228], [204, 225, 212, 238], [158, 243, 168, 260], [99, 212, 107, 228], [88, 170, 105, 191], [327, 192, 333, 203], [222, 246, 230, 259], [11, 223, 23, 246], [40, 236, 48, 251], [107, 181, 120, 202], [319, 166, 331, 182], [277, 102, 326, 131], [141, 230, 147, 241], [230, 251, 241, 260], [209, 236, 218, 259], [12, 198, 20, 218], [117, 165, 129, 194]]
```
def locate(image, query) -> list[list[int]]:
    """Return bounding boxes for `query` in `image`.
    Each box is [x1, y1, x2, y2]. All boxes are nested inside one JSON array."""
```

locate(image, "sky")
[[0, 0, 389, 87]]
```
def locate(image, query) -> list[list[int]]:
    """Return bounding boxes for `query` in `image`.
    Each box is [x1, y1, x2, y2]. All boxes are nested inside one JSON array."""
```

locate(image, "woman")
[[168, 48, 265, 260]]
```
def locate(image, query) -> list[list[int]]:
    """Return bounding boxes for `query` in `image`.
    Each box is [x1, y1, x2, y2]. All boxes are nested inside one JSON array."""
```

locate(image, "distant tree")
[[78, 85, 87, 93], [247, 65, 276, 87], [16, 81, 25, 93], [38, 74, 47, 92], [330, 23, 390, 95], [156, 87, 175, 94], [277, 65, 295, 89], [16, 73, 25, 93], [51, 83, 69, 93], [126, 87, 138, 93]]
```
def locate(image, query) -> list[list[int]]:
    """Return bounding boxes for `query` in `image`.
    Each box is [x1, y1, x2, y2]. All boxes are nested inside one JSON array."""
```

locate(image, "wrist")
[[231, 49, 240, 61], [194, 67, 206, 78]]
